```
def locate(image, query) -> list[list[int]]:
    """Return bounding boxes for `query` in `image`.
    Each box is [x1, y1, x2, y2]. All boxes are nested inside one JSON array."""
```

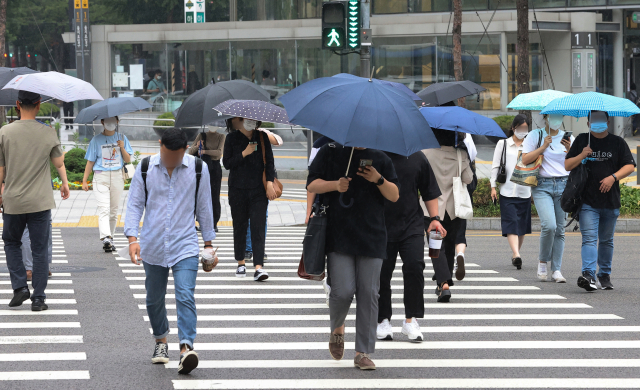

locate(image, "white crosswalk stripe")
[[114, 226, 638, 389], [0, 230, 90, 382]]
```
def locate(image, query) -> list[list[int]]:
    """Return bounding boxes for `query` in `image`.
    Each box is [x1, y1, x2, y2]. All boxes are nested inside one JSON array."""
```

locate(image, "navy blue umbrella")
[[75, 97, 152, 123], [280, 74, 438, 157], [332, 73, 422, 102], [419, 106, 506, 138], [213, 99, 291, 125]]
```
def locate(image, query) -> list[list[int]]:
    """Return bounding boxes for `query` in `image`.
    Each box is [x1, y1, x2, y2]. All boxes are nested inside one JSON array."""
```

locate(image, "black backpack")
[[140, 156, 203, 216], [561, 162, 588, 224]]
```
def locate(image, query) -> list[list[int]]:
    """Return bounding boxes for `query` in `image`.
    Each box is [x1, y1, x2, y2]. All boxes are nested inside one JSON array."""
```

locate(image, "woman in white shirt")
[[490, 115, 532, 270], [521, 113, 573, 283]]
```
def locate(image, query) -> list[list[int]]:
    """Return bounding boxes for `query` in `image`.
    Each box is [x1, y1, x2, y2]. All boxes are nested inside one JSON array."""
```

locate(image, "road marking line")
[[0, 310, 78, 316], [139, 303, 588, 310], [0, 322, 81, 328], [0, 371, 90, 381], [128, 285, 537, 291], [136, 293, 558, 300], [149, 314, 619, 322], [0, 335, 83, 344], [0, 352, 86, 361]]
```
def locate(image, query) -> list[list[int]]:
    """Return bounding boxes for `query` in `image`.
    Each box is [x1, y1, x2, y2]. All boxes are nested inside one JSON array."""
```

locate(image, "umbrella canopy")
[[540, 91, 640, 118], [280, 75, 439, 157], [174, 80, 271, 128], [417, 81, 486, 107], [213, 99, 291, 125], [75, 97, 152, 123], [0, 67, 53, 106], [332, 73, 422, 101], [2, 71, 103, 102], [507, 90, 573, 111], [420, 106, 506, 138]]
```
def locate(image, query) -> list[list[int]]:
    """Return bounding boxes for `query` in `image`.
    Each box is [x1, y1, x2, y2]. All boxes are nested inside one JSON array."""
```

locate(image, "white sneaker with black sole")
[[236, 265, 246, 278], [254, 268, 269, 281], [103, 237, 116, 253], [376, 319, 393, 340], [178, 346, 199, 375], [151, 342, 169, 364], [401, 318, 423, 342], [551, 270, 566, 283]]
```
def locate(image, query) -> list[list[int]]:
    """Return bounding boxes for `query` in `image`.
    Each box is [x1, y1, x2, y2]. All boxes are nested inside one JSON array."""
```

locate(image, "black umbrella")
[[174, 80, 271, 128], [417, 81, 486, 107], [0, 67, 53, 106]]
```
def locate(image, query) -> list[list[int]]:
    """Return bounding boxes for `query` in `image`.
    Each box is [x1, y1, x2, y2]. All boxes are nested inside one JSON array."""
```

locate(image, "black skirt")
[[499, 195, 532, 237]]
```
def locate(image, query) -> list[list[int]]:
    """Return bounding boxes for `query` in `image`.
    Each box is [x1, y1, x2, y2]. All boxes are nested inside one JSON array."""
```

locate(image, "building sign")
[[571, 32, 596, 50], [587, 52, 595, 88], [347, 1, 360, 49], [73, 0, 91, 83], [185, 0, 205, 23], [572, 52, 582, 88]]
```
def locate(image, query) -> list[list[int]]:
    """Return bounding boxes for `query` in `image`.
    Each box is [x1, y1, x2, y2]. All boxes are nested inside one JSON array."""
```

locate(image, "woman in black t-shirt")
[[307, 143, 399, 370]]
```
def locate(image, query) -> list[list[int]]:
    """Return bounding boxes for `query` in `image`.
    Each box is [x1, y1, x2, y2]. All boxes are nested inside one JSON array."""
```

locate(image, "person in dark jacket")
[[222, 117, 277, 282]]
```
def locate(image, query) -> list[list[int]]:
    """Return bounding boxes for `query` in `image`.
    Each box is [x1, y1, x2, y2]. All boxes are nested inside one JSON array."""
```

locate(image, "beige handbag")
[[452, 149, 473, 220], [123, 163, 135, 180]]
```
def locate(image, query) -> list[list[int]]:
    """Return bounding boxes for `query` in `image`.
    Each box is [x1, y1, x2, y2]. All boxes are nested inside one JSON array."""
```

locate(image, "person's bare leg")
[[518, 235, 525, 251], [455, 243, 466, 255], [507, 234, 520, 258]]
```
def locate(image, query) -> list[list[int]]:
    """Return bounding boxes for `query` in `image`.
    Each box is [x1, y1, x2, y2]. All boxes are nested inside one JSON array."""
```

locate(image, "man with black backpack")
[[565, 111, 635, 292], [125, 129, 217, 374]]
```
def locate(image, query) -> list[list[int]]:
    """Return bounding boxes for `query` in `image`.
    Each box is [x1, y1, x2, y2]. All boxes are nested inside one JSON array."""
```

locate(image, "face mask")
[[156, 76, 162, 80], [243, 119, 257, 131], [514, 130, 528, 140], [548, 116, 563, 130], [590, 122, 608, 133], [103, 118, 117, 131]]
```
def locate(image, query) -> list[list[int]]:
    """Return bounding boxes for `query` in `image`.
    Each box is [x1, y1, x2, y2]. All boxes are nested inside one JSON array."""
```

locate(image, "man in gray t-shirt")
[[0, 91, 70, 311]]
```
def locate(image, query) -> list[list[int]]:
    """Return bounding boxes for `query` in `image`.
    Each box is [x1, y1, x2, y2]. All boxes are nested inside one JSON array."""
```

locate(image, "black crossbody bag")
[[496, 139, 508, 184]]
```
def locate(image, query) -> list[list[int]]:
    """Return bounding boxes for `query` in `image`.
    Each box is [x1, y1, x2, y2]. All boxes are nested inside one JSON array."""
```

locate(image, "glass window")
[[531, 0, 567, 7], [111, 43, 167, 98], [208, 0, 230, 22], [296, 40, 356, 85], [597, 32, 614, 96], [462, 0, 489, 11], [238, 0, 259, 21], [266, 0, 297, 20], [373, 0, 408, 14], [297, 0, 323, 18], [506, 34, 543, 104], [570, 0, 605, 5]]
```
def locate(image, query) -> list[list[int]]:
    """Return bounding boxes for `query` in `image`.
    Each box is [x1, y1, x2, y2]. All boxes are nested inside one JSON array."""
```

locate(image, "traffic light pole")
[[360, 0, 370, 79]]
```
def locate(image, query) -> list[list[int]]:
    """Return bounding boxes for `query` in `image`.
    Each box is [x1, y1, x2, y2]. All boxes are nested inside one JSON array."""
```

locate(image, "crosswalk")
[[111, 226, 640, 389], [0, 229, 90, 383]]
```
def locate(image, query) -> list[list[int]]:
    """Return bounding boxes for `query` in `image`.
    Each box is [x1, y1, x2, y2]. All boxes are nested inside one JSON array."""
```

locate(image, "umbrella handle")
[[339, 192, 354, 209]]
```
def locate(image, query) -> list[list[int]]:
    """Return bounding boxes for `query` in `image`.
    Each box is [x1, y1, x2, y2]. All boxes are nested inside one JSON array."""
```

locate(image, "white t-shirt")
[[522, 128, 574, 178], [463, 133, 477, 162]]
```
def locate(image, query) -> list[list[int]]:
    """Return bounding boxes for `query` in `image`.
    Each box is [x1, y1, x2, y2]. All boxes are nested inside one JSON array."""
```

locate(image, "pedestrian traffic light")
[[322, 2, 346, 50]]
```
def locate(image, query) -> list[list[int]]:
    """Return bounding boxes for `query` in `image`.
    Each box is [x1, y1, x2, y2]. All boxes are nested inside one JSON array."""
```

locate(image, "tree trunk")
[[0, 0, 6, 126], [516, 0, 531, 124], [452, 0, 464, 108]]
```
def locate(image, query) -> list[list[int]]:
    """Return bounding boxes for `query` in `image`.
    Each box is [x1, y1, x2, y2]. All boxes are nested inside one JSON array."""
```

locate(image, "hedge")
[[153, 112, 175, 131]]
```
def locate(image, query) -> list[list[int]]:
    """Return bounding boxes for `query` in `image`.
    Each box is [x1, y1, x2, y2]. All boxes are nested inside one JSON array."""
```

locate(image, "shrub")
[[620, 185, 640, 217], [64, 147, 88, 173], [153, 112, 175, 132], [492, 115, 515, 133]]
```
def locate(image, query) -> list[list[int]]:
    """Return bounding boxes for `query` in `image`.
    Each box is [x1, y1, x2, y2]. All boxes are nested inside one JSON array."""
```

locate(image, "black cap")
[[18, 90, 41, 105]]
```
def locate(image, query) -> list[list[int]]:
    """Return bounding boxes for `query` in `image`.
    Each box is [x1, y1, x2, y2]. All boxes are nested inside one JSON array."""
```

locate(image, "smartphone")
[[359, 159, 373, 167], [562, 131, 572, 141], [249, 141, 257, 151]]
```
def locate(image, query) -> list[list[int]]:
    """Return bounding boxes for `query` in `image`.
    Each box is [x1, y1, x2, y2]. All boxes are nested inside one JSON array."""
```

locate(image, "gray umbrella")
[[0, 67, 53, 106], [75, 97, 152, 123], [174, 80, 271, 128], [417, 81, 487, 107], [213, 99, 291, 125]]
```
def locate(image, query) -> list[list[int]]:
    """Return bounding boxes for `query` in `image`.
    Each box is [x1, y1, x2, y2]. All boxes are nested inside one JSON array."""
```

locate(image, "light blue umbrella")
[[420, 106, 506, 138], [75, 97, 152, 123], [540, 91, 640, 118], [506, 90, 572, 111]]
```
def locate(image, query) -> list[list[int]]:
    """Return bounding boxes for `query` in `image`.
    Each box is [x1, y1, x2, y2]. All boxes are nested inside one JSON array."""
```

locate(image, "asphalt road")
[[2, 227, 640, 389]]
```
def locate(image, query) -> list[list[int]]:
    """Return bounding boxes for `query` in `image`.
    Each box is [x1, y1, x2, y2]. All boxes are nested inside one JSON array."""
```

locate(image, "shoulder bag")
[[299, 202, 327, 281], [510, 130, 544, 187], [452, 149, 474, 220], [259, 132, 283, 198], [495, 139, 508, 184]]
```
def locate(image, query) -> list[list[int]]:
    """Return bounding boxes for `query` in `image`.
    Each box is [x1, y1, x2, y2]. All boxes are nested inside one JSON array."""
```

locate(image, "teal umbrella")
[[541, 91, 640, 118], [507, 90, 572, 111]]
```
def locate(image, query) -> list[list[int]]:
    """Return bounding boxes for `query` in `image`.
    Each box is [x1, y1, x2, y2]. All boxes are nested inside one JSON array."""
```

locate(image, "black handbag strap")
[[499, 139, 507, 167]]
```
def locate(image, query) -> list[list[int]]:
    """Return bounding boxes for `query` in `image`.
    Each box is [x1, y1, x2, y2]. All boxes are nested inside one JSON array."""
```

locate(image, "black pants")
[[63, 105, 73, 129], [229, 186, 268, 266], [425, 213, 461, 281], [208, 160, 222, 227], [378, 235, 426, 321], [3, 210, 51, 300]]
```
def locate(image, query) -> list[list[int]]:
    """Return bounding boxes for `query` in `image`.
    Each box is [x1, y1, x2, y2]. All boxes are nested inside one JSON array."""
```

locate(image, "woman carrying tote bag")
[[521, 114, 574, 283], [490, 114, 533, 270], [423, 129, 473, 284]]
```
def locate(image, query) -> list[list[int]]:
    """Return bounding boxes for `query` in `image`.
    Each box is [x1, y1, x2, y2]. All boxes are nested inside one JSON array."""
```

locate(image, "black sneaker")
[[577, 272, 597, 292], [9, 287, 30, 307], [31, 298, 48, 311], [102, 237, 116, 252], [254, 268, 269, 281], [178, 345, 199, 375], [236, 265, 246, 278], [598, 274, 614, 290], [244, 252, 253, 262], [151, 342, 169, 364]]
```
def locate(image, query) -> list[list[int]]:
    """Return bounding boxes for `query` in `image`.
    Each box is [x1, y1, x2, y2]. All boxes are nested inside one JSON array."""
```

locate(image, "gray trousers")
[[327, 252, 383, 354]]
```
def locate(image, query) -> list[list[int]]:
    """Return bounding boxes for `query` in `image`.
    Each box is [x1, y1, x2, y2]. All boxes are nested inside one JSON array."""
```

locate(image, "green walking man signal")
[[322, 1, 360, 50]]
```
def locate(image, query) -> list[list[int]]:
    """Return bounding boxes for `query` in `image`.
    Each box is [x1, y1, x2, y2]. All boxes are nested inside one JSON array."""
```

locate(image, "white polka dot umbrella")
[[213, 99, 291, 125]]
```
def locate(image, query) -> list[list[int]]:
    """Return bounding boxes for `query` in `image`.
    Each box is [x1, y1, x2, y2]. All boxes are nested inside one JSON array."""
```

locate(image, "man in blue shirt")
[[125, 129, 216, 375]]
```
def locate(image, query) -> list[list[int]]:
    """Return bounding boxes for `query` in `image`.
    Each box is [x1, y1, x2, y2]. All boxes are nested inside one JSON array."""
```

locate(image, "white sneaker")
[[453, 260, 458, 275], [376, 319, 393, 340], [551, 270, 566, 283], [323, 279, 331, 307], [401, 318, 423, 342], [537, 262, 548, 281]]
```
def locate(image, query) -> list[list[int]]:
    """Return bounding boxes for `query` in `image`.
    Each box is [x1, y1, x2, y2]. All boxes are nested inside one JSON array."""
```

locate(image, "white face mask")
[[103, 118, 118, 131], [514, 130, 528, 140], [547, 115, 563, 130], [243, 119, 257, 131], [156, 76, 162, 80]]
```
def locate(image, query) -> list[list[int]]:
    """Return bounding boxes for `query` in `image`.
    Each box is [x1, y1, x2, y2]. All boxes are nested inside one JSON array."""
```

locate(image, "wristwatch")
[[612, 173, 618, 182], [430, 216, 441, 222], [376, 175, 385, 186]]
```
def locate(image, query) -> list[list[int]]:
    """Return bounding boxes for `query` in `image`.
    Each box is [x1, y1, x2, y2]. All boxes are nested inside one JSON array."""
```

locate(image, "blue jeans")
[[143, 256, 198, 349], [245, 206, 269, 253], [531, 177, 567, 273], [579, 204, 619, 278]]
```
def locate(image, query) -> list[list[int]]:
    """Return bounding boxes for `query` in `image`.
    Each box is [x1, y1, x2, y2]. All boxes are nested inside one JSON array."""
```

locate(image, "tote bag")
[[510, 131, 543, 187], [453, 149, 474, 220]]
